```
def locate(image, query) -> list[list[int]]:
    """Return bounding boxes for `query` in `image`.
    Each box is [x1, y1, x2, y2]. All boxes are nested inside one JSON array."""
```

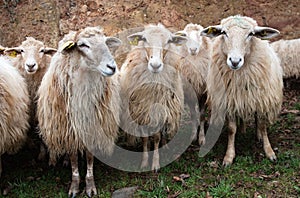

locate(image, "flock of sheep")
[[0, 15, 299, 197]]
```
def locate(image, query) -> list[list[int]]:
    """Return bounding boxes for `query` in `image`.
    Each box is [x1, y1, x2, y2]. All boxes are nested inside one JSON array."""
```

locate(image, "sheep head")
[[128, 23, 186, 73], [59, 26, 122, 77], [201, 15, 279, 70], [175, 23, 204, 56], [5, 37, 56, 74]]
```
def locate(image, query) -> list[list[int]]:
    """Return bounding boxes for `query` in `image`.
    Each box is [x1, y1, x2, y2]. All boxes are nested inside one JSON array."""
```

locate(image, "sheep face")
[[128, 24, 186, 73], [201, 15, 279, 70], [5, 37, 56, 74], [60, 27, 121, 77], [176, 24, 204, 56]]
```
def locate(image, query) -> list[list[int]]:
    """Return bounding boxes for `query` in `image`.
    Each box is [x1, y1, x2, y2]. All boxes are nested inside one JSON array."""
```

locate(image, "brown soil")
[[0, 0, 299, 48]]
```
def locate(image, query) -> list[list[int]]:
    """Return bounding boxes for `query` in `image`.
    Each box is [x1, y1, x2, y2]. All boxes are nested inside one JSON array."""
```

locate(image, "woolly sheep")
[[201, 15, 283, 166], [37, 26, 121, 197], [0, 56, 29, 177], [271, 38, 300, 79], [120, 23, 186, 171], [174, 23, 212, 145], [5, 37, 56, 161]]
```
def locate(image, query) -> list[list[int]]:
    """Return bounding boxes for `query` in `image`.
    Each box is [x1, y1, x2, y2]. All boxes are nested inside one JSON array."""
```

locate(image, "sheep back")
[[271, 38, 300, 79]]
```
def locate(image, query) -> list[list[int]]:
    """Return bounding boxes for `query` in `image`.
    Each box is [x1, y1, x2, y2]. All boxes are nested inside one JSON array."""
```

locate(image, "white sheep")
[[174, 23, 212, 145], [271, 38, 300, 79], [37, 26, 121, 197], [5, 37, 56, 161], [0, 56, 29, 177], [201, 15, 283, 166], [120, 23, 186, 171]]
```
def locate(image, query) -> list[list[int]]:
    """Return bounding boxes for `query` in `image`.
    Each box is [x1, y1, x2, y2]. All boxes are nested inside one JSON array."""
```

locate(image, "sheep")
[[271, 38, 300, 79], [37, 26, 121, 197], [201, 15, 283, 166], [120, 23, 186, 171], [173, 23, 212, 145], [0, 56, 29, 178], [5, 37, 56, 161]]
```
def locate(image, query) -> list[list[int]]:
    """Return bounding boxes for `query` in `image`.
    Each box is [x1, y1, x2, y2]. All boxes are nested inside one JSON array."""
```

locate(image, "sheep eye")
[[248, 32, 254, 38], [78, 43, 90, 49], [221, 31, 228, 37], [40, 49, 45, 53], [20, 49, 25, 53]]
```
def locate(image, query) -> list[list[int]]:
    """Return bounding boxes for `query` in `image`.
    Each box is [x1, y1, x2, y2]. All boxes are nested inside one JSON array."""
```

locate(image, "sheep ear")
[[4, 48, 22, 58], [60, 40, 76, 52], [253, 27, 280, 39], [174, 31, 187, 37], [169, 35, 187, 45], [106, 37, 122, 48], [43, 47, 57, 55], [201, 25, 223, 38], [0, 47, 5, 55], [127, 33, 144, 46]]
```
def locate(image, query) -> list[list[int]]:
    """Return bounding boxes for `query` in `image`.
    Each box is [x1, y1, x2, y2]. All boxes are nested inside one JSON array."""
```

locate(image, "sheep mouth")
[[99, 68, 115, 77], [26, 68, 37, 74]]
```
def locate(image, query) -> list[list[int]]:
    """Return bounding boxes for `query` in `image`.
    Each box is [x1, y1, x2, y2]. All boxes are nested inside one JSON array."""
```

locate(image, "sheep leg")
[[198, 96, 206, 145], [255, 114, 262, 142], [140, 137, 149, 169], [0, 155, 2, 178], [37, 142, 47, 161], [239, 117, 246, 134], [63, 154, 70, 167], [188, 100, 199, 142], [257, 119, 277, 161], [223, 119, 237, 166], [152, 132, 161, 172], [48, 151, 57, 166], [85, 150, 97, 197], [68, 152, 80, 198]]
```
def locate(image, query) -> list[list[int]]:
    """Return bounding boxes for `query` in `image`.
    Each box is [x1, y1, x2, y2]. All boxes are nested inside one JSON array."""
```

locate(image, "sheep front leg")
[[223, 119, 237, 166], [198, 96, 207, 145], [68, 152, 80, 198], [140, 137, 149, 169], [152, 132, 161, 172], [257, 119, 277, 161], [188, 101, 199, 142], [0, 155, 2, 178], [85, 150, 97, 197]]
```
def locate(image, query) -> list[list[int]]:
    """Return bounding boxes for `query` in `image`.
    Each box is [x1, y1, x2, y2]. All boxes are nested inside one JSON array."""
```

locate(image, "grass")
[[0, 91, 299, 197]]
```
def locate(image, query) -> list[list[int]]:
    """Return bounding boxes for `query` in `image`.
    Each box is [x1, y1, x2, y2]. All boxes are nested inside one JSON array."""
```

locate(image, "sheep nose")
[[107, 64, 116, 73], [229, 57, 242, 67], [190, 48, 197, 55], [150, 63, 162, 69], [26, 63, 36, 69]]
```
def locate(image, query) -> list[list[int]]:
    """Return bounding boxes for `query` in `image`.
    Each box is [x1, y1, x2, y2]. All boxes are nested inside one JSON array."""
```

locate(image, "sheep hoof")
[[222, 156, 234, 167], [68, 176, 80, 198], [198, 136, 206, 146], [86, 176, 97, 197], [151, 162, 160, 173]]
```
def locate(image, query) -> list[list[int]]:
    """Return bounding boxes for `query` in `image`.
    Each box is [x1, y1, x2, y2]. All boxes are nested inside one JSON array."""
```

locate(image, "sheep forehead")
[[77, 26, 105, 39], [143, 26, 172, 45], [184, 23, 203, 32], [21, 37, 44, 49], [221, 15, 257, 31]]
